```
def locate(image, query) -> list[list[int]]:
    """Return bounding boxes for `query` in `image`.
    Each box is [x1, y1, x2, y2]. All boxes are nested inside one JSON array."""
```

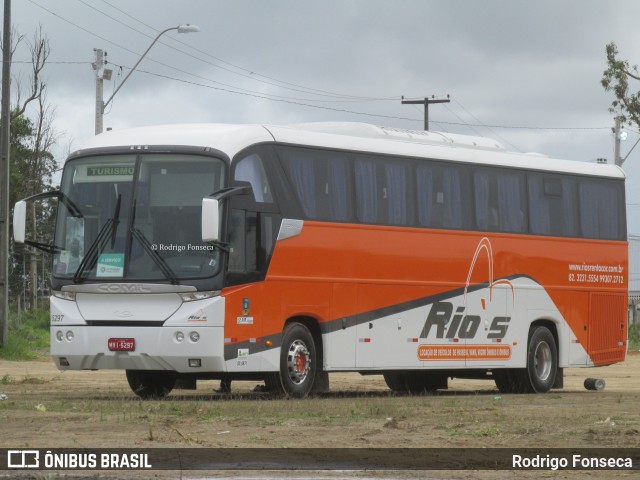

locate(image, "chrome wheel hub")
[[286, 340, 311, 385]]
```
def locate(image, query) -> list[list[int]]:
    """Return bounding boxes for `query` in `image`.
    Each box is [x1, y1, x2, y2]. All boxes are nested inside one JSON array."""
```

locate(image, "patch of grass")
[[629, 323, 640, 350], [0, 309, 50, 361]]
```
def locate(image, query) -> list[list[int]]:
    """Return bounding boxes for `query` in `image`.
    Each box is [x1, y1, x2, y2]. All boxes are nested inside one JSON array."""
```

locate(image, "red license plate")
[[108, 338, 136, 351]]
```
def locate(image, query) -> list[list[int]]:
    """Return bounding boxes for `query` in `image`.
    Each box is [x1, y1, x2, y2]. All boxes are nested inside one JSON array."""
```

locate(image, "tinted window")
[[578, 179, 625, 240], [528, 174, 578, 237], [474, 168, 526, 233], [235, 153, 274, 203], [416, 163, 471, 229], [276, 145, 625, 241], [278, 147, 353, 222]]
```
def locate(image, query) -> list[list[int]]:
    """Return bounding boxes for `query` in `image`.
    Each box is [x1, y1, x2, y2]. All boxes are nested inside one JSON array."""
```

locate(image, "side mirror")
[[13, 200, 26, 243], [201, 197, 220, 242]]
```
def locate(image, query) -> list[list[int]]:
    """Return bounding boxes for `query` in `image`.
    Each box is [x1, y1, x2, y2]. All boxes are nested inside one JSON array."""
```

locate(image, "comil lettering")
[[420, 301, 510, 339]]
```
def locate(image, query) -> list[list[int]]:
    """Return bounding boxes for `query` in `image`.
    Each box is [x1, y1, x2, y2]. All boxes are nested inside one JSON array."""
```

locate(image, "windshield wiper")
[[72, 194, 121, 284], [128, 198, 179, 284], [130, 227, 179, 285]]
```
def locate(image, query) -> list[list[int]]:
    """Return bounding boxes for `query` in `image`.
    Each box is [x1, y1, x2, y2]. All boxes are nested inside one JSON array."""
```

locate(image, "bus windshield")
[[52, 153, 226, 282]]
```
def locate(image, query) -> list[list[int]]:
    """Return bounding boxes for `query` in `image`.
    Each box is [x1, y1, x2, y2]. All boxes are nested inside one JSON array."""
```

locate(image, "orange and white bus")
[[13, 122, 628, 397]]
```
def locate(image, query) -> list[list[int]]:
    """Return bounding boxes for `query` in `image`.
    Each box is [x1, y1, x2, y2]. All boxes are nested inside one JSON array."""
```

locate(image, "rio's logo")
[[421, 237, 515, 340]]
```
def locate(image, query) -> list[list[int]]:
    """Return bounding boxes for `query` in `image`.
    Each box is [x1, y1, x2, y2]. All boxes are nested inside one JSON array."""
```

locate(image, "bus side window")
[[355, 157, 378, 224], [578, 179, 624, 240], [496, 171, 526, 234], [234, 153, 274, 204], [441, 166, 470, 229], [227, 152, 280, 285], [528, 174, 578, 237], [383, 161, 409, 226]]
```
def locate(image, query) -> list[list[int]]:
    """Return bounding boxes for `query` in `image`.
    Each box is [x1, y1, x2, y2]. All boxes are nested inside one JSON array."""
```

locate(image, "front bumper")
[[50, 325, 225, 372]]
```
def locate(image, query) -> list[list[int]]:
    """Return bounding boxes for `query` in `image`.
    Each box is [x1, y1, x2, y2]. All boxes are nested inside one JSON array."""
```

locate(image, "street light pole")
[[94, 24, 200, 135]]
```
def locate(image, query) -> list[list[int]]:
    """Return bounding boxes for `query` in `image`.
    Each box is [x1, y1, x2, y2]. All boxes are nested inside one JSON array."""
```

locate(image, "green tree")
[[602, 41, 640, 129]]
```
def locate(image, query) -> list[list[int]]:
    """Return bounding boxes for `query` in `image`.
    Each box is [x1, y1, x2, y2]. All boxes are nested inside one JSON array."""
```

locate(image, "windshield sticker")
[[97, 253, 125, 277], [74, 164, 135, 183]]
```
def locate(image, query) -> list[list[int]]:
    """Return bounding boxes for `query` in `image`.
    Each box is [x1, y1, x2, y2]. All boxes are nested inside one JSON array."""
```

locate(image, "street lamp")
[[94, 24, 200, 135]]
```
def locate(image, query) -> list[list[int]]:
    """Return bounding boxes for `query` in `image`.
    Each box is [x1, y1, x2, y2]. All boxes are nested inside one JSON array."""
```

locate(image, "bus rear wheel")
[[277, 322, 318, 398], [525, 326, 558, 393], [494, 326, 558, 394], [126, 370, 176, 399]]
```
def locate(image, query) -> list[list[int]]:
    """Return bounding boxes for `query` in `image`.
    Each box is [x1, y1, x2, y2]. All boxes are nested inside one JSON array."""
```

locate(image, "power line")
[[111, 65, 425, 123], [95, 0, 396, 102], [24, 0, 623, 133], [29, 0, 402, 107], [83, 0, 395, 102], [451, 98, 522, 152]]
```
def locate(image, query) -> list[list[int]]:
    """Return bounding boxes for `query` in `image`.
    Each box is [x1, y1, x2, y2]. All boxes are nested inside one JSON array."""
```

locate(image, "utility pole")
[[614, 116, 622, 166], [613, 116, 640, 167], [0, 0, 11, 346], [93, 49, 110, 136], [401, 95, 450, 131]]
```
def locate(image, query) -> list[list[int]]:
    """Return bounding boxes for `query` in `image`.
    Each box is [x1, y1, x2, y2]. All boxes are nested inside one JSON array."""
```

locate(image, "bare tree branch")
[[13, 25, 49, 119]]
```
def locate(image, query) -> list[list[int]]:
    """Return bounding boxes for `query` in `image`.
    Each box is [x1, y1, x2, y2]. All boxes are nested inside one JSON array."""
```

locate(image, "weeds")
[[0, 308, 50, 361], [629, 323, 640, 350]]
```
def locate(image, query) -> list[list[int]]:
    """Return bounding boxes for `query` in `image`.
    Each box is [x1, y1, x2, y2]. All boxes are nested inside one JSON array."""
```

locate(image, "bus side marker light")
[[188, 359, 202, 368], [265, 340, 272, 347]]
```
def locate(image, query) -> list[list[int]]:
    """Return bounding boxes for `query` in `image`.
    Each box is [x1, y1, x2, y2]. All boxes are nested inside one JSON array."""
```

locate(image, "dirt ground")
[[1, 353, 640, 479]]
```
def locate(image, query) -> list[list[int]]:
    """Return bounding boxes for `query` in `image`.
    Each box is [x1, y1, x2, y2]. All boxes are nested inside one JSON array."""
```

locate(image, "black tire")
[[278, 322, 317, 398], [525, 326, 558, 393], [383, 371, 447, 393], [493, 369, 526, 394], [264, 372, 285, 397], [126, 370, 176, 399], [494, 327, 558, 394], [383, 372, 406, 392]]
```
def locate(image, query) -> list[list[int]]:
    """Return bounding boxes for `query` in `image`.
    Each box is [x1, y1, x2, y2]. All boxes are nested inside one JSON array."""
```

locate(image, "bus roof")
[[76, 122, 624, 179]]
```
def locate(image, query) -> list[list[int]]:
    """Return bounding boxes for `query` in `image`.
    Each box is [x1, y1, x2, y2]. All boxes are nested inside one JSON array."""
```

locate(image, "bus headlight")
[[189, 331, 200, 343], [179, 291, 220, 302], [52, 290, 76, 301], [56, 330, 64, 342], [175, 331, 185, 342], [65, 330, 74, 341]]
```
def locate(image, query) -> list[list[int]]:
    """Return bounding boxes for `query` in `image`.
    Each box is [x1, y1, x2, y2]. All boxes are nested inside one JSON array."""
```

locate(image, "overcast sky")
[[9, 0, 640, 235]]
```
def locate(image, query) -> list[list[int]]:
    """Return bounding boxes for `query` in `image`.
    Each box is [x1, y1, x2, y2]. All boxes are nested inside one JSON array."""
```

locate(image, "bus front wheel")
[[278, 322, 318, 398], [126, 370, 176, 399]]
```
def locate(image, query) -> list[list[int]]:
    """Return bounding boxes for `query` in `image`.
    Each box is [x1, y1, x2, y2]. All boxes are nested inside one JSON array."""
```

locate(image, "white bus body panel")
[[50, 294, 226, 373]]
